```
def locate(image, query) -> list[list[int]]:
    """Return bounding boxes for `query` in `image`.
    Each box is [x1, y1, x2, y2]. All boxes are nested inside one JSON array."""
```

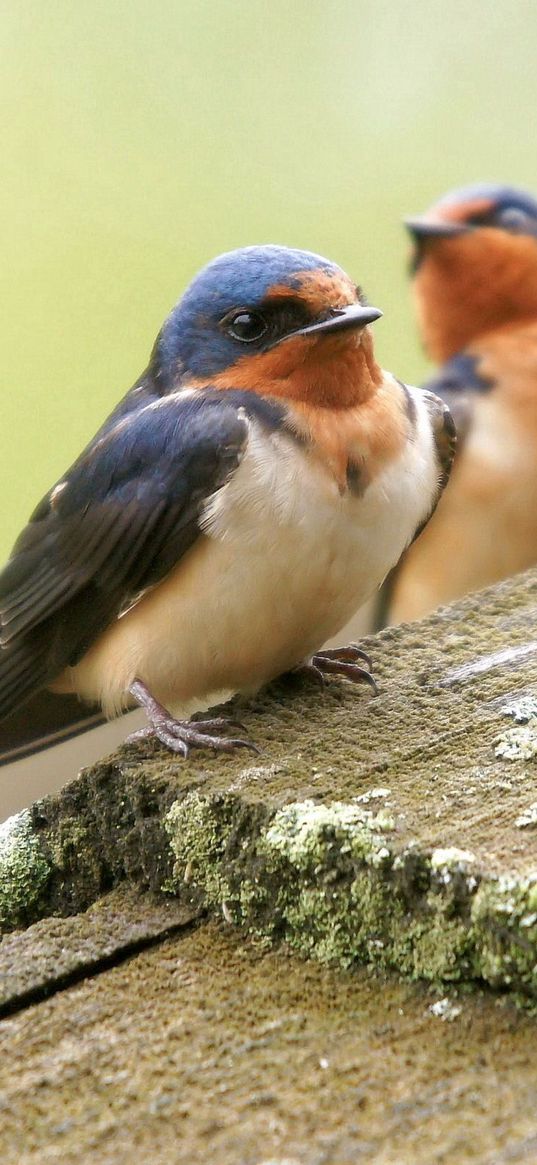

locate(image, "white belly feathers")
[[66, 392, 438, 717]]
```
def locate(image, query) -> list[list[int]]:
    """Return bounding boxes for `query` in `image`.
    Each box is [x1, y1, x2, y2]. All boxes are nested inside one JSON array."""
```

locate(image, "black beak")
[[404, 216, 471, 241], [292, 303, 382, 339]]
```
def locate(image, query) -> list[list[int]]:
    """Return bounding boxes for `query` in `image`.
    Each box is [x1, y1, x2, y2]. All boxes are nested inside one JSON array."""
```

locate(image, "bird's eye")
[[496, 207, 531, 233], [226, 311, 268, 343]]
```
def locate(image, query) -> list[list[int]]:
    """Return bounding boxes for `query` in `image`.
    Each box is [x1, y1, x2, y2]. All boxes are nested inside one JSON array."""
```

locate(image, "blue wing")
[[0, 390, 259, 718]]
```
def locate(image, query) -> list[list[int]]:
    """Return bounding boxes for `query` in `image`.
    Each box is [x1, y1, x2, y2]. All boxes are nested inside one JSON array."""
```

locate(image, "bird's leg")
[[126, 679, 259, 757], [304, 644, 378, 694]]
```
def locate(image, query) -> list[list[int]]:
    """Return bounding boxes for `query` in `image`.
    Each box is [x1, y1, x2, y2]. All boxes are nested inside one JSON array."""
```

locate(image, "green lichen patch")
[[0, 811, 51, 931], [261, 799, 395, 867], [163, 791, 537, 996], [164, 790, 239, 904], [430, 847, 477, 879], [472, 874, 537, 993]]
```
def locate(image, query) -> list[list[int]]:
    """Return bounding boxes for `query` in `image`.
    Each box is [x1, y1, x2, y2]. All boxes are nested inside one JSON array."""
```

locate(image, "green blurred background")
[[3, 0, 537, 561]]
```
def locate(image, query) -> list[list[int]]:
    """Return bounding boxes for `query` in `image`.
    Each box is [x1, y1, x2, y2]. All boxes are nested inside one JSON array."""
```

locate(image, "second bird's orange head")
[[405, 183, 537, 362]]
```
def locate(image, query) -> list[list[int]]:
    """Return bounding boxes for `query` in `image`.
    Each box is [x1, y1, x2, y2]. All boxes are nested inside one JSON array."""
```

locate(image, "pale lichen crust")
[[163, 791, 537, 997], [497, 695, 537, 760], [0, 811, 51, 931]]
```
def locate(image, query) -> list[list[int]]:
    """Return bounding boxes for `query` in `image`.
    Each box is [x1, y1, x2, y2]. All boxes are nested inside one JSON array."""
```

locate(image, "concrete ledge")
[[3, 568, 537, 997]]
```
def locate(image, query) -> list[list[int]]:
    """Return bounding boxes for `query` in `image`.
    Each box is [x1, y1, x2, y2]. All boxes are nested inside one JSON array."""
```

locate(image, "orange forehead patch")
[[434, 195, 495, 225], [267, 268, 357, 315]]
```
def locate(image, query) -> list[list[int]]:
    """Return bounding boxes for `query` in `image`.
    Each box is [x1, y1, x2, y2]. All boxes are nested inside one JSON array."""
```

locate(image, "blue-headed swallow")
[[0, 245, 454, 756], [382, 184, 537, 625]]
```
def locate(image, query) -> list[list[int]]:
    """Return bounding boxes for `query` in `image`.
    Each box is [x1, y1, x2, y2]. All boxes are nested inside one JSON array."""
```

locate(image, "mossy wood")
[[2, 568, 537, 996]]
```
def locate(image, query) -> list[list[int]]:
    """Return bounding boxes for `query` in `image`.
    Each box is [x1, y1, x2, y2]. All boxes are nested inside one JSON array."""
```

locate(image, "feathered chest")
[[200, 409, 437, 609], [65, 393, 440, 713]]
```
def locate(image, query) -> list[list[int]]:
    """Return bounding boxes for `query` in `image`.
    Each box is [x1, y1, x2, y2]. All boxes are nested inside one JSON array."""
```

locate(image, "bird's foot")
[[127, 679, 259, 758], [308, 644, 378, 694], [290, 662, 326, 687]]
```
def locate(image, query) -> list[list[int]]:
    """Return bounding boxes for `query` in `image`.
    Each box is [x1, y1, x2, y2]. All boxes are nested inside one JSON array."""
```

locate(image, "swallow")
[[382, 183, 537, 625], [0, 245, 454, 757]]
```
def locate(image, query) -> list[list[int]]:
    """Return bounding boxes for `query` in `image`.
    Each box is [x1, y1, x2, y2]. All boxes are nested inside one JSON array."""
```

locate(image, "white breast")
[[66, 392, 439, 717]]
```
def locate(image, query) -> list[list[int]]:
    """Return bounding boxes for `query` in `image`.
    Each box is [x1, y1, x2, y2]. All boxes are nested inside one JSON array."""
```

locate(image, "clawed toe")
[[125, 725, 155, 744], [348, 643, 373, 671], [316, 644, 373, 670], [131, 717, 259, 757], [128, 679, 259, 758], [310, 645, 378, 695], [190, 715, 249, 735]]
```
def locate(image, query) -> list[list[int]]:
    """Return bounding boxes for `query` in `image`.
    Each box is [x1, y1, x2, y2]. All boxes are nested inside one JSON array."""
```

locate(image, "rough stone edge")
[[0, 752, 182, 933], [1, 753, 537, 998], [3, 565, 537, 938], [163, 791, 537, 998]]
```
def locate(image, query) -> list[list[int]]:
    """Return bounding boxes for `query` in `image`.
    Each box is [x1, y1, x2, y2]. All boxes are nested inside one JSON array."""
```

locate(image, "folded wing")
[[0, 391, 249, 718], [374, 353, 492, 628]]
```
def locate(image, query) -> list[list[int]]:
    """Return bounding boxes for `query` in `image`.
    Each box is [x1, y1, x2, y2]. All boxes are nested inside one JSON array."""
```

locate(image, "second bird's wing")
[[421, 351, 494, 448], [0, 390, 252, 719], [373, 352, 493, 629]]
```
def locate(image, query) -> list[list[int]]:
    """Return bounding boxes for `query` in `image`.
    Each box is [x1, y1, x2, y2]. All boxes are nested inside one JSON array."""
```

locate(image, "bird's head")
[[151, 245, 383, 408], [405, 183, 537, 361]]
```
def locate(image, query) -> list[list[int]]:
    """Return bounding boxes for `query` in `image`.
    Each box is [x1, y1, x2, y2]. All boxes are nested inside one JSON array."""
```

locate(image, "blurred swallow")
[[383, 183, 537, 625], [0, 245, 454, 758]]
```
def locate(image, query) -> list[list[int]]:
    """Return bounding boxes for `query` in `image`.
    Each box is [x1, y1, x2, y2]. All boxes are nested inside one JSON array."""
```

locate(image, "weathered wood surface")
[[2, 899, 537, 1165], [3, 568, 537, 993], [3, 569, 537, 1161], [0, 886, 199, 1014]]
